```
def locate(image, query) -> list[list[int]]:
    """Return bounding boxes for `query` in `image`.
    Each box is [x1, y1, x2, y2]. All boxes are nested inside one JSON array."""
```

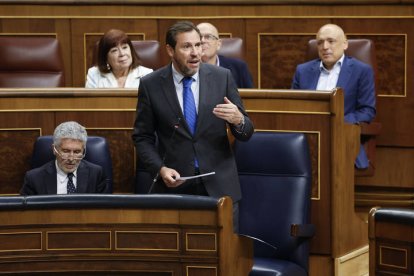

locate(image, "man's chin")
[[62, 164, 79, 173], [184, 66, 199, 76]]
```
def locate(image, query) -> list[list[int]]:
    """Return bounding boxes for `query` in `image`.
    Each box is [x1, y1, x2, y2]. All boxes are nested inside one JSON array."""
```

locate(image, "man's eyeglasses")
[[53, 146, 85, 160], [201, 34, 219, 42]]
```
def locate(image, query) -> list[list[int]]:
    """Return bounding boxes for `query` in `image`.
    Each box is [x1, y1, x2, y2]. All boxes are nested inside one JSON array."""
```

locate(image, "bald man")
[[197, 22, 254, 88], [292, 24, 376, 169]]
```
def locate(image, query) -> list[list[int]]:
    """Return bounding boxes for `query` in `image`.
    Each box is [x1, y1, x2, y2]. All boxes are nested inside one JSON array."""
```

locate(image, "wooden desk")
[[0, 88, 366, 275], [369, 207, 414, 276], [0, 194, 252, 275]]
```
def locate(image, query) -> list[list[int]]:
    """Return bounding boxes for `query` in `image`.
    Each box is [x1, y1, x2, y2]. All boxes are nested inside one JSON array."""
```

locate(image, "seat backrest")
[[132, 40, 163, 70], [307, 38, 377, 74], [218, 37, 243, 59], [31, 136, 113, 192], [0, 36, 65, 87], [234, 131, 312, 271], [92, 40, 163, 70]]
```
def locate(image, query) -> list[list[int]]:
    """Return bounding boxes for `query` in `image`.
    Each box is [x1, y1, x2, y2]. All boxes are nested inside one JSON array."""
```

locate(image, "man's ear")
[[216, 39, 222, 51], [52, 144, 57, 157], [166, 44, 174, 58], [343, 40, 349, 51]]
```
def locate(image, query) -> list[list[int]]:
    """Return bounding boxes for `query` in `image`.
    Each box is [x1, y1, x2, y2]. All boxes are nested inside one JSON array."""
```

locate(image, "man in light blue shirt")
[[292, 24, 376, 168]]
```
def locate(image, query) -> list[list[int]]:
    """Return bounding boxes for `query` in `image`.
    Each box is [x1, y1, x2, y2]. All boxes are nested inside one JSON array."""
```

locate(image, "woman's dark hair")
[[166, 21, 201, 50], [97, 29, 141, 73]]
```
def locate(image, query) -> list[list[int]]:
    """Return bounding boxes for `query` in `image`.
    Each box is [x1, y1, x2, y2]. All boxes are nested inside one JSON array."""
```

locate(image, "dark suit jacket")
[[292, 55, 376, 124], [292, 55, 376, 168], [219, 55, 254, 89], [20, 160, 110, 195], [132, 63, 254, 202]]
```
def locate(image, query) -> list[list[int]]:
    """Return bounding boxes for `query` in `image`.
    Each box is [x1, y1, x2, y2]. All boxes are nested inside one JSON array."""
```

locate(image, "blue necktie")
[[182, 77, 197, 135], [67, 173, 76, 194], [182, 77, 199, 168]]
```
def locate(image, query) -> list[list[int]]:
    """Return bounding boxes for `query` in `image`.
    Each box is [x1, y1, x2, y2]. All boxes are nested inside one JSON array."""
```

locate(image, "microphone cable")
[[148, 117, 181, 193]]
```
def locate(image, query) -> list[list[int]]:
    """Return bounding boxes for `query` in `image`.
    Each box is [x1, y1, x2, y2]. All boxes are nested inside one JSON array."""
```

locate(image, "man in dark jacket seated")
[[197, 22, 254, 88], [20, 121, 110, 195]]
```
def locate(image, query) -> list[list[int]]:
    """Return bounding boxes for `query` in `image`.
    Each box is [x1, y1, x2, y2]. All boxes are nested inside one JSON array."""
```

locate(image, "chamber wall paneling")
[[0, 88, 367, 275], [0, 13, 412, 204], [1, 2, 414, 274]]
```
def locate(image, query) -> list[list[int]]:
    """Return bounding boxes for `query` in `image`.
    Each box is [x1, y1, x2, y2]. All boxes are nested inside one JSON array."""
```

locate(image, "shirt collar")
[[171, 63, 199, 84], [55, 160, 77, 179], [319, 54, 345, 72]]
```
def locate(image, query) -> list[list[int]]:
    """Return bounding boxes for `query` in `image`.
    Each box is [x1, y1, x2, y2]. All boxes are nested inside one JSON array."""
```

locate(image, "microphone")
[[148, 117, 181, 193]]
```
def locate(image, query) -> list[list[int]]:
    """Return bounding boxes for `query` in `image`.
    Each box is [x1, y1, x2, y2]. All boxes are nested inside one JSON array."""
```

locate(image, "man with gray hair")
[[197, 22, 254, 88], [20, 121, 110, 195]]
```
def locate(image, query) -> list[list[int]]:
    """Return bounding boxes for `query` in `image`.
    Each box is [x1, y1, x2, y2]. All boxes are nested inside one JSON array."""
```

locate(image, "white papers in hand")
[[178, 171, 215, 181]]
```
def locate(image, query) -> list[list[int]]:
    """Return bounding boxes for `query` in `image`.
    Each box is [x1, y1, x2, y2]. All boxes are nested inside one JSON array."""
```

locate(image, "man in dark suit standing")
[[20, 121, 110, 195], [132, 21, 254, 231], [197, 22, 254, 88], [292, 23, 376, 169]]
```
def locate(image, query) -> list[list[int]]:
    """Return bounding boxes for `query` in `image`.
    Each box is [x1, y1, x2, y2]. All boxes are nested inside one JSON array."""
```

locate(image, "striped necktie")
[[182, 77, 197, 135], [182, 76, 199, 168]]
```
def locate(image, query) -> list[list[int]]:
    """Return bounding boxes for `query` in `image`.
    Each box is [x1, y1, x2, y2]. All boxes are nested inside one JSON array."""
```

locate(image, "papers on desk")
[[178, 171, 215, 181]]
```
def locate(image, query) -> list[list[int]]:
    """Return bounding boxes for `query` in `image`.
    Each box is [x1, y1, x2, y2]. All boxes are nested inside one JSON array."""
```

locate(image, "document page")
[[178, 171, 215, 181]]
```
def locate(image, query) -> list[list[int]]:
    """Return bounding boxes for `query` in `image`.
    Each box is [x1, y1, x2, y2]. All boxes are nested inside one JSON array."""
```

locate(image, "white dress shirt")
[[171, 64, 200, 113], [316, 54, 345, 91], [55, 161, 77, 194], [85, 65, 153, 88]]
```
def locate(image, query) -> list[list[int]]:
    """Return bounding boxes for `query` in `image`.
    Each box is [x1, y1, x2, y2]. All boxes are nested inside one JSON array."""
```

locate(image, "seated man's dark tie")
[[67, 172, 76, 194]]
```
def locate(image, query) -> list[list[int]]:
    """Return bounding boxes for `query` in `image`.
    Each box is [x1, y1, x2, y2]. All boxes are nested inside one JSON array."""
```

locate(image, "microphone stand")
[[148, 118, 181, 193]]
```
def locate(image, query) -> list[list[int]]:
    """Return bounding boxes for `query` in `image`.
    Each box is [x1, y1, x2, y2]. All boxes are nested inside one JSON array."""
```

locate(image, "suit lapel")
[[160, 65, 187, 125], [337, 56, 353, 91], [76, 161, 88, 193], [309, 61, 321, 89], [45, 162, 58, 194], [196, 64, 211, 138]]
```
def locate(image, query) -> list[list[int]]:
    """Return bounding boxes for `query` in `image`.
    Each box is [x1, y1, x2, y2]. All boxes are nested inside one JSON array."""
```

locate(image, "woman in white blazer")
[[85, 29, 153, 88]]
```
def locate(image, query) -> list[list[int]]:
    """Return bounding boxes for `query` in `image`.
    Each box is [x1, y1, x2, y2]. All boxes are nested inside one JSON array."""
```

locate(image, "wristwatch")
[[235, 116, 245, 129]]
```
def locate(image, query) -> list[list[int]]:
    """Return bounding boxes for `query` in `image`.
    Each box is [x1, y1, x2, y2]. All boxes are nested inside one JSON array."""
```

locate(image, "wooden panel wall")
[[0, 91, 138, 194], [0, 1, 414, 221]]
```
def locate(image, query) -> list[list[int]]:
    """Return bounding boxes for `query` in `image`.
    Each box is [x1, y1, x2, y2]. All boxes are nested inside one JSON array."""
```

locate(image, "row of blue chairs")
[[31, 132, 314, 275]]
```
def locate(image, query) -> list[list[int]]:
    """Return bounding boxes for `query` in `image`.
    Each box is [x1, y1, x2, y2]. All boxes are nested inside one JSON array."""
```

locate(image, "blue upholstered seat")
[[31, 135, 113, 192], [234, 131, 314, 276]]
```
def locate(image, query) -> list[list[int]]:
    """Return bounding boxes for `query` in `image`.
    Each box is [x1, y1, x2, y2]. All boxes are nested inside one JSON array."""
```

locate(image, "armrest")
[[291, 224, 315, 238], [374, 208, 414, 225], [360, 122, 381, 136], [356, 121, 382, 176], [23, 194, 220, 210]]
